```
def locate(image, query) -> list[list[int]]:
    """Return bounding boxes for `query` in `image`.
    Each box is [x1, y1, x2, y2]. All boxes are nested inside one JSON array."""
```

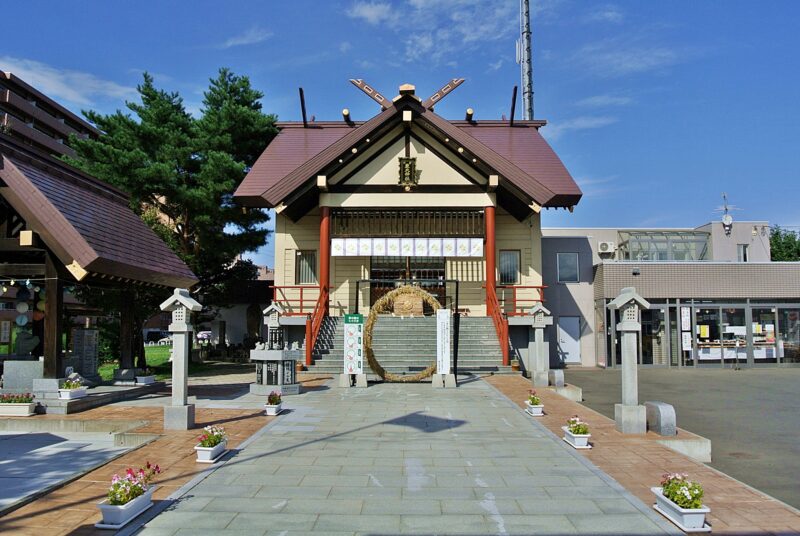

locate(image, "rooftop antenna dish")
[[714, 192, 741, 236]]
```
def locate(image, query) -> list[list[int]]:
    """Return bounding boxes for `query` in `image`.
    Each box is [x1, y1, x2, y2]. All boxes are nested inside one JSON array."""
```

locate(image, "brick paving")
[[0, 373, 331, 536], [485, 374, 800, 535]]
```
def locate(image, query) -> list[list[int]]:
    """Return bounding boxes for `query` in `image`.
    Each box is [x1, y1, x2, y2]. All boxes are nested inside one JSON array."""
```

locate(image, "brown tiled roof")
[[0, 135, 198, 288], [235, 96, 581, 209]]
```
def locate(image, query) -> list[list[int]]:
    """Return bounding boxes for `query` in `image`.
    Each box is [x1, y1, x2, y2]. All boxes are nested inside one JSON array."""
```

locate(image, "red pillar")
[[485, 205, 496, 315], [319, 206, 331, 310]]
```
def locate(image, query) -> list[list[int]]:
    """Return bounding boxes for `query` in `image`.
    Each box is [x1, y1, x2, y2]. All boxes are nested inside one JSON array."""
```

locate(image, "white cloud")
[[542, 115, 618, 140], [488, 59, 504, 71], [0, 55, 135, 108], [339, 41, 353, 53], [220, 26, 272, 48], [346, 0, 521, 65], [584, 4, 624, 24], [575, 175, 622, 197], [346, 1, 396, 25], [574, 38, 680, 77], [575, 94, 632, 107]]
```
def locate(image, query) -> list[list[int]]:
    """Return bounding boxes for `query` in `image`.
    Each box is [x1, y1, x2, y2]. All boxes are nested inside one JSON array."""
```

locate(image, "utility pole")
[[519, 0, 534, 120]]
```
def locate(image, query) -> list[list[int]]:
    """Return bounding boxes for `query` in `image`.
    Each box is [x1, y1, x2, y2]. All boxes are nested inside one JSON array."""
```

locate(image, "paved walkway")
[[139, 379, 677, 535], [486, 375, 800, 535]]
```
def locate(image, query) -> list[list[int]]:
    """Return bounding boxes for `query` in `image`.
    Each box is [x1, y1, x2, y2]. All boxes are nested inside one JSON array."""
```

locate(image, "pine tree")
[[65, 69, 277, 368]]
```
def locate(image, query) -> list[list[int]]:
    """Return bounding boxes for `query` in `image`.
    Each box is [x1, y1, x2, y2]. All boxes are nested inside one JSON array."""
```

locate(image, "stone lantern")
[[607, 286, 650, 434], [250, 303, 300, 396], [159, 288, 202, 430], [528, 303, 553, 387]]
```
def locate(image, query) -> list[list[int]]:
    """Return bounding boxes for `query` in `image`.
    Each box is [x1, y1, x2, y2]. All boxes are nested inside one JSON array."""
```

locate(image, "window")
[[295, 250, 317, 284], [557, 252, 579, 283], [499, 250, 521, 285], [737, 244, 749, 262]]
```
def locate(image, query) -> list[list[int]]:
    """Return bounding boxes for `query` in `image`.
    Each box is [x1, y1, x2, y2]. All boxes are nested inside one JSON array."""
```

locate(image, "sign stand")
[[432, 309, 457, 388], [339, 313, 367, 388]]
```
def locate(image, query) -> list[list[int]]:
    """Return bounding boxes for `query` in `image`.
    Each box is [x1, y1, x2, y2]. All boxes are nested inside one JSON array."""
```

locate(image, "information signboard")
[[343, 314, 364, 375], [436, 309, 451, 374], [680, 307, 691, 332]]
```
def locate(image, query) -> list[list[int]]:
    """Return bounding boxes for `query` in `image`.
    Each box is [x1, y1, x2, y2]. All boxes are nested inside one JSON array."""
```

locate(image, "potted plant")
[[0, 393, 36, 416], [562, 415, 591, 449], [264, 391, 282, 415], [652, 473, 710, 531], [525, 389, 544, 416], [194, 425, 228, 463], [136, 368, 156, 385], [96, 462, 160, 529], [58, 379, 87, 400]]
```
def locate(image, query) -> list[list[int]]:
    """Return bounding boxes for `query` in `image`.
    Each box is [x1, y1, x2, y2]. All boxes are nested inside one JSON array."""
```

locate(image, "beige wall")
[[273, 207, 543, 317]]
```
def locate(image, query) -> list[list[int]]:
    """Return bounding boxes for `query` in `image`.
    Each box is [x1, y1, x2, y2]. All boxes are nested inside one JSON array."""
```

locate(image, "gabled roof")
[[0, 135, 198, 288], [235, 92, 581, 212]]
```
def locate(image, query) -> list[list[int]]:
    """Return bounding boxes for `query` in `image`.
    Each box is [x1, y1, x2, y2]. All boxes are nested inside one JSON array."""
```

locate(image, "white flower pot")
[[264, 403, 282, 416], [0, 402, 36, 416], [525, 401, 544, 416], [58, 388, 87, 400], [136, 375, 156, 385], [651, 487, 710, 531], [562, 426, 591, 448], [97, 485, 156, 528], [195, 440, 227, 462]]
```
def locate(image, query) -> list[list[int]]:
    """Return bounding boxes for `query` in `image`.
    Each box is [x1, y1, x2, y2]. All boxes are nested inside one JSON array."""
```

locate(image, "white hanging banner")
[[330, 237, 482, 257], [436, 309, 451, 374]]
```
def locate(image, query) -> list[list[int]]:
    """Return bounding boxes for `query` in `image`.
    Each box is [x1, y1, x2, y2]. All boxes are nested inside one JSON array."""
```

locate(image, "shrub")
[[661, 473, 704, 509], [567, 415, 589, 435], [0, 393, 35, 403], [267, 391, 282, 405], [61, 379, 82, 390], [527, 389, 541, 406], [107, 462, 160, 506], [197, 425, 227, 448]]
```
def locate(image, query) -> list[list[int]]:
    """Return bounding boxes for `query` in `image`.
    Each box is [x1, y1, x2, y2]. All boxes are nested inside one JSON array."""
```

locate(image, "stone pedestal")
[[614, 403, 647, 434], [164, 404, 195, 430], [548, 369, 565, 388], [337, 373, 367, 388], [250, 349, 301, 395], [431, 373, 456, 389]]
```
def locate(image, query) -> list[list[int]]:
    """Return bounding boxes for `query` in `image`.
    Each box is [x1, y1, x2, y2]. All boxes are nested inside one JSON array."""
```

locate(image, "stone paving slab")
[[138, 379, 678, 535]]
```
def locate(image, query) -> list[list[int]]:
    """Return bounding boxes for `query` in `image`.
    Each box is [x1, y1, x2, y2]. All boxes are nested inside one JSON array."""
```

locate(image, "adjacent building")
[[542, 221, 800, 369]]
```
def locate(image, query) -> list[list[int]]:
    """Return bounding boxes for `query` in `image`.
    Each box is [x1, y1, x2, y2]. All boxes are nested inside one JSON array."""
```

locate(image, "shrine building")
[[235, 80, 581, 375]]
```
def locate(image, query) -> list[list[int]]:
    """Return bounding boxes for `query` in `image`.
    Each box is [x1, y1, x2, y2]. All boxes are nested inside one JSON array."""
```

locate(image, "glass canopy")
[[618, 231, 710, 261]]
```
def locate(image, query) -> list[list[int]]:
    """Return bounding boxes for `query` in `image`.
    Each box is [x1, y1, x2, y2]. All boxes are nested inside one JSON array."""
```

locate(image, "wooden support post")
[[119, 290, 135, 369], [320, 206, 331, 313], [43, 253, 64, 378], [485, 205, 496, 315]]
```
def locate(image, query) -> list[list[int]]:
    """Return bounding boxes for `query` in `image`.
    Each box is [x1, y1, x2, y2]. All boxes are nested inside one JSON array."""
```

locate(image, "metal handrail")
[[305, 286, 329, 366], [495, 285, 547, 316], [271, 285, 319, 316], [486, 286, 510, 366]]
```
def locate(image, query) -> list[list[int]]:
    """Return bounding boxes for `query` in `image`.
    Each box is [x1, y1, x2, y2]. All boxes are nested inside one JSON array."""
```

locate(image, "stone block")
[[2, 360, 43, 391], [113, 368, 136, 385], [338, 374, 353, 388], [614, 403, 646, 434], [548, 369, 565, 387], [164, 404, 195, 430], [355, 374, 367, 388], [431, 374, 444, 389], [645, 401, 677, 436], [552, 384, 582, 402], [532, 371, 549, 387], [443, 373, 457, 388], [32, 378, 61, 399]]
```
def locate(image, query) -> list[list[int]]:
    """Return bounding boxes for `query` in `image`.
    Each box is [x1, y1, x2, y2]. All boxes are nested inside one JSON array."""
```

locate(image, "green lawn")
[[98, 345, 219, 382]]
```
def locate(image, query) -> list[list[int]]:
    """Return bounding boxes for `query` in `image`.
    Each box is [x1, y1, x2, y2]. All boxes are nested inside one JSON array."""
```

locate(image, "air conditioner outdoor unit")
[[598, 241, 616, 254]]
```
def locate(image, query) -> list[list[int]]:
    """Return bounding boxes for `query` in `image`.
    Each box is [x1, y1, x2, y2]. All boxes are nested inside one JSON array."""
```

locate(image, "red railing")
[[271, 285, 320, 316], [304, 286, 329, 366], [486, 286, 510, 366], [496, 285, 546, 316]]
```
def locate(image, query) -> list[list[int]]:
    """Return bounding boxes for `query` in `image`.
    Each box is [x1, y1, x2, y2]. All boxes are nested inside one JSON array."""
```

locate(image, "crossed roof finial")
[[348, 78, 465, 111]]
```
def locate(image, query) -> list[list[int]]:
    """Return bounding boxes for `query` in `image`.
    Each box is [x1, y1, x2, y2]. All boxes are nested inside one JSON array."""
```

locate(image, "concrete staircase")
[[308, 315, 511, 379]]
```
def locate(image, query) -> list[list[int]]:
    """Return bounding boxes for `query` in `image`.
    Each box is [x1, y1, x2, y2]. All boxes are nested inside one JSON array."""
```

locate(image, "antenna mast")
[[518, 0, 534, 120]]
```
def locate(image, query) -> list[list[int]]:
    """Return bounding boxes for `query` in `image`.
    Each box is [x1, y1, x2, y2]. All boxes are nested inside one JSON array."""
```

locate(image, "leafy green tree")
[[66, 69, 277, 368], [770, 226, 800, 261]]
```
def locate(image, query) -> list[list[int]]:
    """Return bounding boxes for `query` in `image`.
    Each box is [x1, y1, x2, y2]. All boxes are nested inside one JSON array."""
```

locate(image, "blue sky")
[[4, 1, 799, 267]]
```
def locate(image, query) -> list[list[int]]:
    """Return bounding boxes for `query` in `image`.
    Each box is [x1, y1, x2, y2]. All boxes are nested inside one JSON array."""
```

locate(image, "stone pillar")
[[608, 287, 649, 434], [160, 288, 202, 430], [527, 304, 553, 387]]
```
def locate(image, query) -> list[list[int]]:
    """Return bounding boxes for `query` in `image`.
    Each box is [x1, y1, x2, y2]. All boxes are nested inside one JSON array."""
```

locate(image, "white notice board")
[[436, 309, 451, 374]]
